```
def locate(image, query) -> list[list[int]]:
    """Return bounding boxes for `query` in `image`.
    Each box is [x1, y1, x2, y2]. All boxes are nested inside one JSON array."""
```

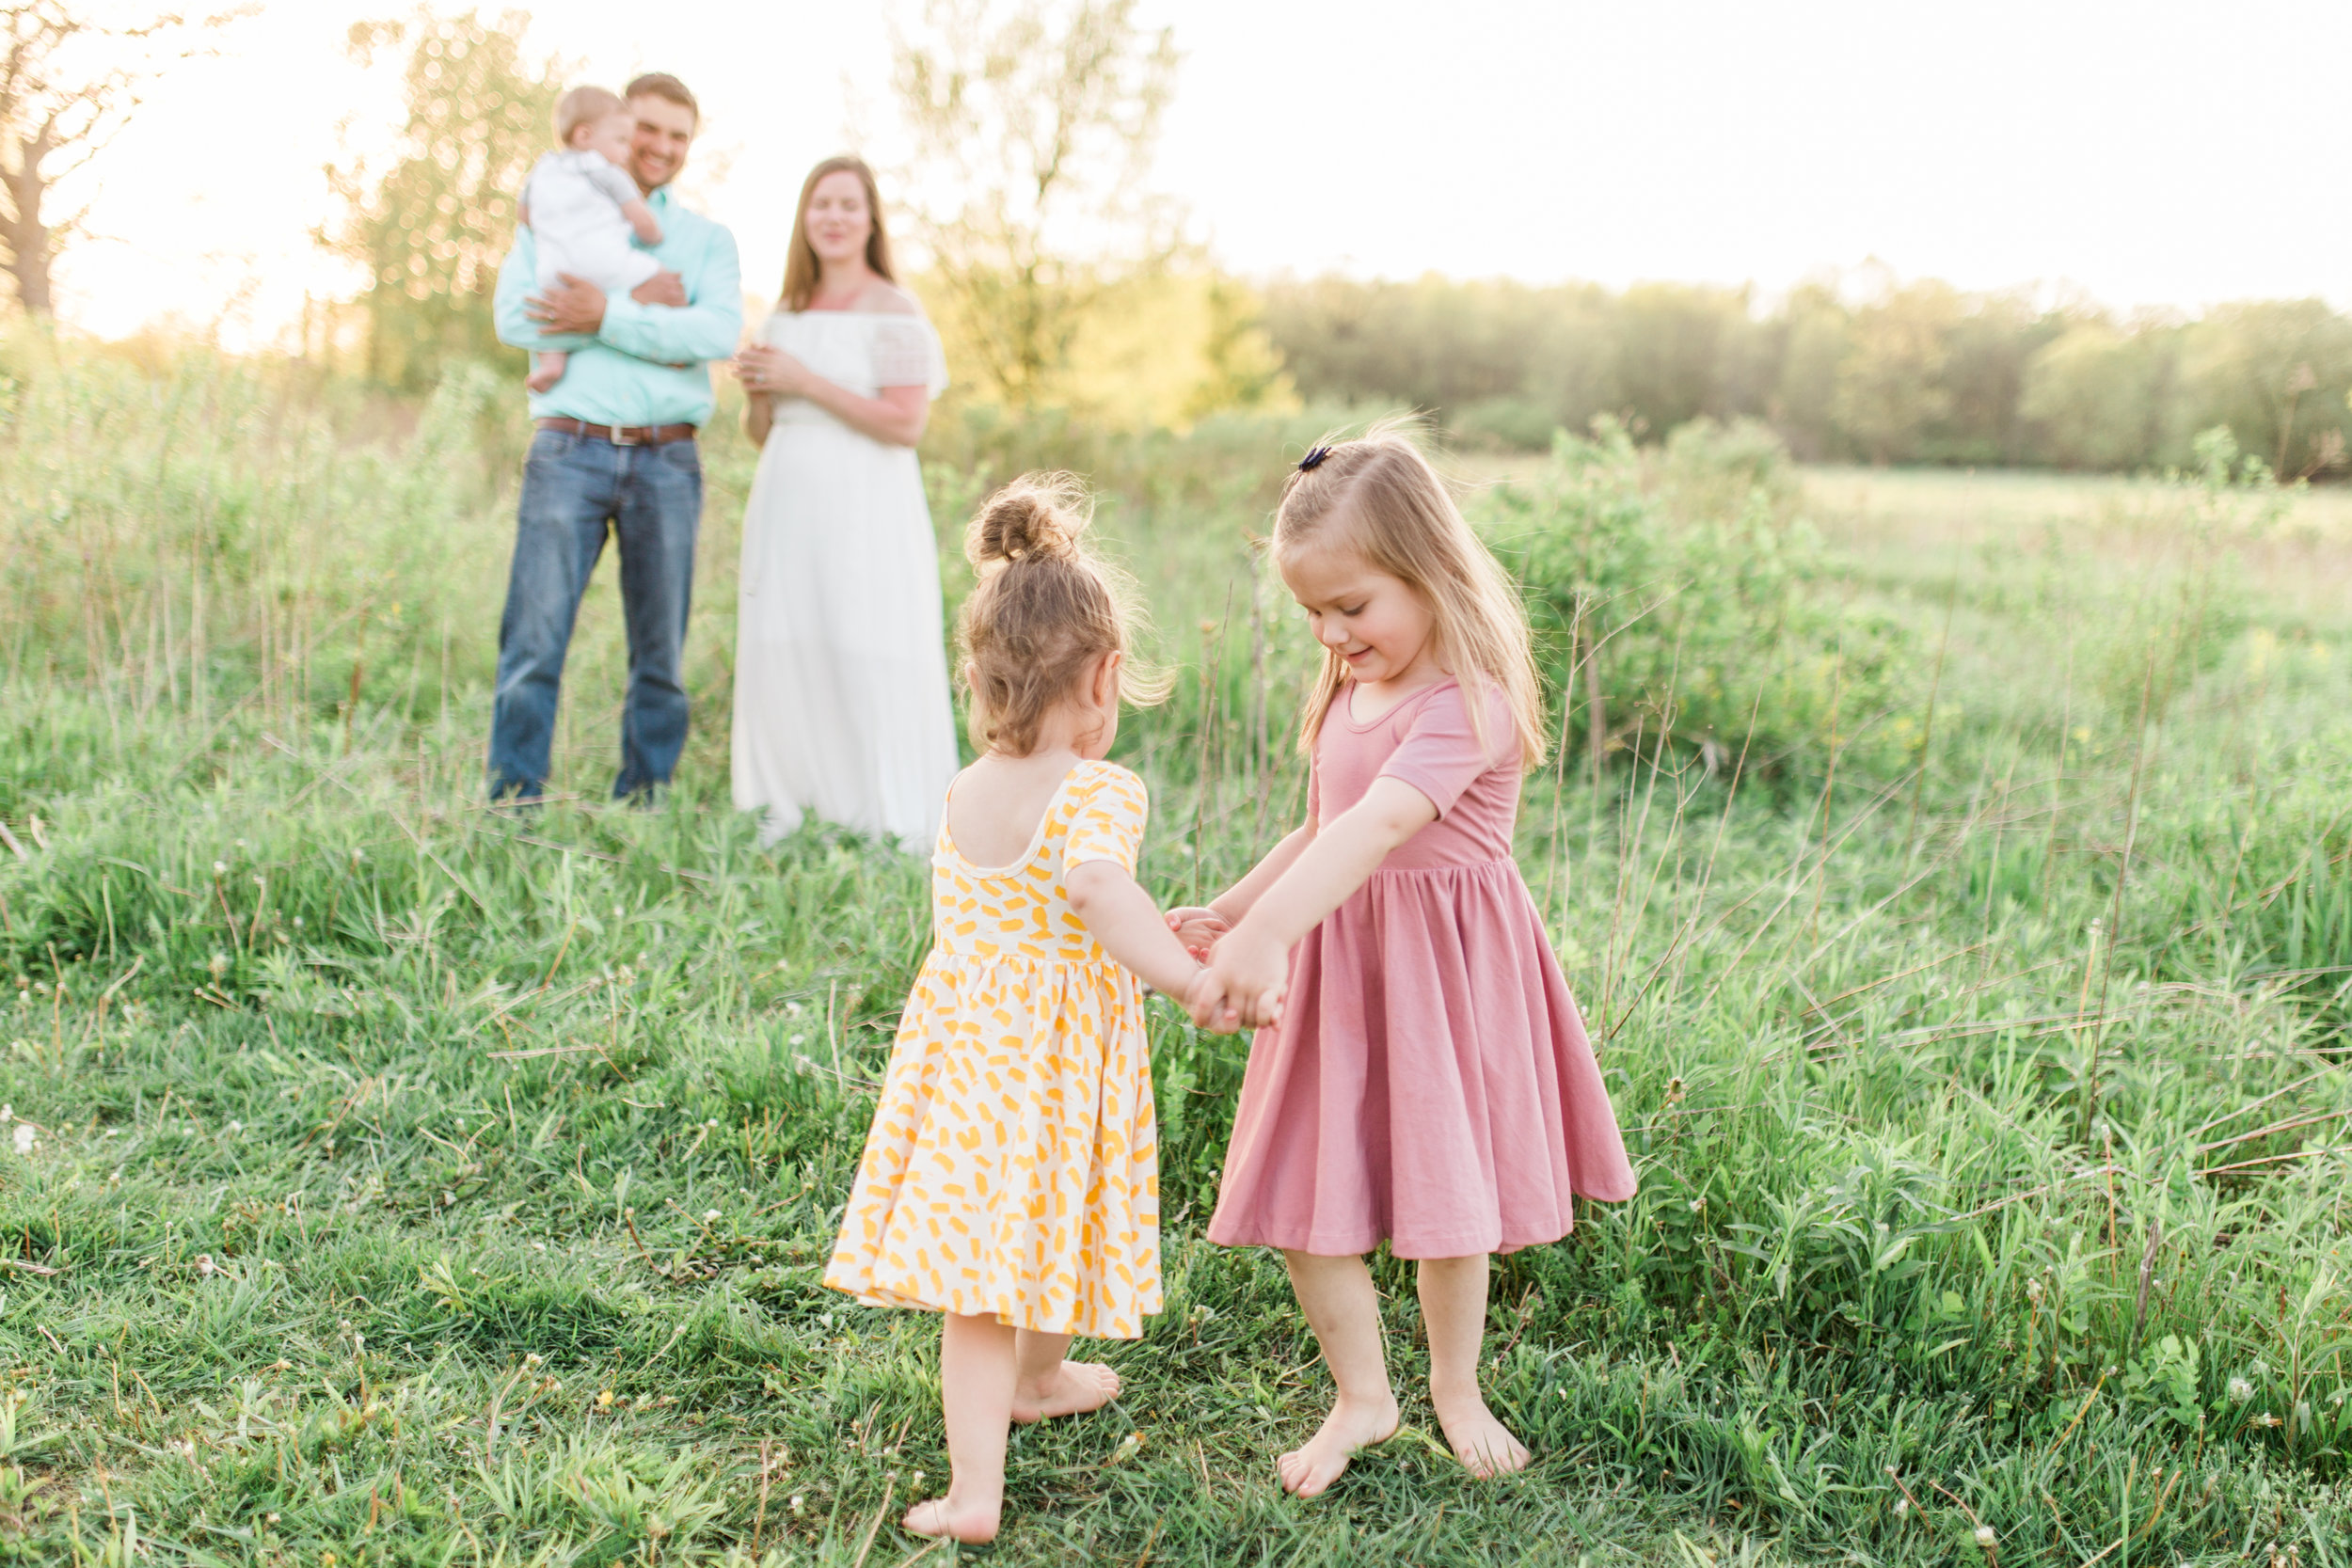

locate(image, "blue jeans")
[[487, 429, 703, 800]]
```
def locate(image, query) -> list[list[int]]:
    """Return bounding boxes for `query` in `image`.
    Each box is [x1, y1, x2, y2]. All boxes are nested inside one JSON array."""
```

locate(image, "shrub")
[[1479, 418, 1916, 782]]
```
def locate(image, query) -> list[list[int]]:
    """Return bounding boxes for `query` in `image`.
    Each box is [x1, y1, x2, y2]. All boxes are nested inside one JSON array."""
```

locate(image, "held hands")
[[1168, 913, 1284, 1035], [1164, 906, 1229, 960], [1200, 927, 1287, 1034]]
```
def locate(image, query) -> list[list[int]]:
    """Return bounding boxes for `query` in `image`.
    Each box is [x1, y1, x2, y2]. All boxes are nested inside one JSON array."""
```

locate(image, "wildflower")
[[790, 1495, 804, 1516], [597, 1389, 614, 1409], [195, 1255, 215, 1277], [214, 861, 228, 875], [1894, 1497, 1910, 1515], [11, 1124, 33, 1157], [2025, 1279, 2043, 1304], [2229, 1376, 2255, 1403], [524, 1353, 543, 1368], [0, 1105, 8, 1122], [1975, 1525, 1996, 1548], [704, 1209, 722, 1223], [207, 953, 230, 979]]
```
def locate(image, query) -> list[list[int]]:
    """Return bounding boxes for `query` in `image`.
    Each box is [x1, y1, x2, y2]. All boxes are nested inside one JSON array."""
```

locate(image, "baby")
[[519, 86, 663, 393]]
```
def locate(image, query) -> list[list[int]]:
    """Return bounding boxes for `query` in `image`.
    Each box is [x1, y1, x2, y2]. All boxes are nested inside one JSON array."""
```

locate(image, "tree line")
[[12, 1, 2344, 482], [1260, 271, 2352, 476]]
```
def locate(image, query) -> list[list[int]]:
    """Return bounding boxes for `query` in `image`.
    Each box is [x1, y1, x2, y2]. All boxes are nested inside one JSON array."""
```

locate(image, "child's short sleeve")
[[583, 158, 642, 209], [1377, 682, 1514, 818], [1063, 763, 1149, 875]]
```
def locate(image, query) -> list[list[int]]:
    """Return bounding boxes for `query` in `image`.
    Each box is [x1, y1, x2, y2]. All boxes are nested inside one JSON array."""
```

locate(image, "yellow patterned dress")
[[824, 759, 1161, 1339]]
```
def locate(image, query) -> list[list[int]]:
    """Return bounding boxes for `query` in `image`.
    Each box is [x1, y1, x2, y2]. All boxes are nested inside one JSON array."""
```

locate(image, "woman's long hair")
[[780, 155, 896, 311]]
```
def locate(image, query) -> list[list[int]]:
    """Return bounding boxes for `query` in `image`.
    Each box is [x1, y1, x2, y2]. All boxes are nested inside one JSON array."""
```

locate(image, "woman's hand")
[[1202, 928, 1286, 1031], [1165, 906, 1230, 959], [734, 342, 813, 399]]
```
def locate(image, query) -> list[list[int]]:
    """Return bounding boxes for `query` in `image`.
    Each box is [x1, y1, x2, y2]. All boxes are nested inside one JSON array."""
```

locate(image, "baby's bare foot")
[[1431, 1388, 1531, 1479], [903, 1494, 1000, 1544], [1010, 1359, 1120, 1422], [1275, 1391, 1399, 1498]]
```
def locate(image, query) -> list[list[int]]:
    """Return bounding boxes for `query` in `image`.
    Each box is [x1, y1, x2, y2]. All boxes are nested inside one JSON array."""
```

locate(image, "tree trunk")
[[2, 124, 56, 316]]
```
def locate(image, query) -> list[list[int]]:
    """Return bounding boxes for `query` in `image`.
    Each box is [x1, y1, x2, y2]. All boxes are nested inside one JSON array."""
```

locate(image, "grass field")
[[2, 346, 2350, 1565]]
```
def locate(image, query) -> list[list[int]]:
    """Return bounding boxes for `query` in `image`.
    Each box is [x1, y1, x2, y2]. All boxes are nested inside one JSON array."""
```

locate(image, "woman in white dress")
[[731, 155, 959, 847]]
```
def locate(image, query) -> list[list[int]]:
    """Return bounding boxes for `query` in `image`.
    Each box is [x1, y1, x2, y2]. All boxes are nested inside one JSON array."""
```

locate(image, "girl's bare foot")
[[1430, 1388, 1531, 1478], [1275, 1391, 1399, 1498], [903, 1494, 1000, 1544], [1010, 1359, 1120, 1422]]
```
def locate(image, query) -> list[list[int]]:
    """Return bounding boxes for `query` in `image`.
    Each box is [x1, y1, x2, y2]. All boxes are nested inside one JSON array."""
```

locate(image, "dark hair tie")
[[1298, 445, 1332, 472]]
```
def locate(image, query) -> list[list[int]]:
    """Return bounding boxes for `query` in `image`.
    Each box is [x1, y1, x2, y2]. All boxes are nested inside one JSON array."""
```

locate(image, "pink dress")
[[1206, 678, 1637, 1259]]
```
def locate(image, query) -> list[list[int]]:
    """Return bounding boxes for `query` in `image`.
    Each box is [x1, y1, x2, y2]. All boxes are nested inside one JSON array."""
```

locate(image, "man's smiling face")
[[628, 94, 696, 194]]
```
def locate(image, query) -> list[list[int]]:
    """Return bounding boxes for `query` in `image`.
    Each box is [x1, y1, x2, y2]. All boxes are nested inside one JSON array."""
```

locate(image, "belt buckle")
[[611, 424, 641, 447]]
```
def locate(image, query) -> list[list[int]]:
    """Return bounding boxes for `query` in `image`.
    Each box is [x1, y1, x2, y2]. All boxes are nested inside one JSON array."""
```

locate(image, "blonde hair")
[[958, 474, 1169, 756], [1273, 426, 1548, 767], [554, 86, 625, 146], [781, 155, 897, 312]]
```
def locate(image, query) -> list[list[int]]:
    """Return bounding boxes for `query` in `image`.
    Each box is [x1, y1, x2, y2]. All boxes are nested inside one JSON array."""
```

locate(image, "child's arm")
[[1203, 779, 1438, 1024], [1065, 862, 1223, 1019], [620, 197, 663, 245], [1164, 817, 1317, 954]]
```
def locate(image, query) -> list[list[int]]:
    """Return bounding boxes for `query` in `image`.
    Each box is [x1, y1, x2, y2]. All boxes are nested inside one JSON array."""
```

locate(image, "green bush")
[[1480, 418, 1917, 781]]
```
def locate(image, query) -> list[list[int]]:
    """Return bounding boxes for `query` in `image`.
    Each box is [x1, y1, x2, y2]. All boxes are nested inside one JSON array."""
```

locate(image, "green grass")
[[1, 341, 2350, 1564]]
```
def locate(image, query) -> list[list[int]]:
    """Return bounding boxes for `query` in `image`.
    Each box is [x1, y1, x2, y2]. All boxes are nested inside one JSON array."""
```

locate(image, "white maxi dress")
[[731, 308, 959, 847]]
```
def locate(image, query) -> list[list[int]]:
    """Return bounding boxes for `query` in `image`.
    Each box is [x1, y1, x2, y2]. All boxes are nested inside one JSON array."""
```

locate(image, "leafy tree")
[[890, 0, 1179, 406], [1829, 276, 1958, 465], [1, 1, 240, 316], [2020, 319, 2182, 471], [2178, 299, 2352, 481], [326, 8, 561, 389]]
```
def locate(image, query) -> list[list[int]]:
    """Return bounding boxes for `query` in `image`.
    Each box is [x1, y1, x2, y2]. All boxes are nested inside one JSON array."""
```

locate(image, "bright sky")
[[51, 0, 2349, 344]]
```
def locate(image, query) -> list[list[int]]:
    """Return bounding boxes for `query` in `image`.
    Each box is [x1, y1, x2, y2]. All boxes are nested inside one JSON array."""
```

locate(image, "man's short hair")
[[625, 73, 699, 126], [554, 85, 624, 144]]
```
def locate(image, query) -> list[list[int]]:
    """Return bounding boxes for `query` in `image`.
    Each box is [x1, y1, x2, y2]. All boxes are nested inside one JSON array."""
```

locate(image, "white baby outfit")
[[522, 150, 660, 295]]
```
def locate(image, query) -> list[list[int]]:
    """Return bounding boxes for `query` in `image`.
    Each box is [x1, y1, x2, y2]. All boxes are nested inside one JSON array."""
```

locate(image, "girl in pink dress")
[[1173, 429, 1636, 1497]]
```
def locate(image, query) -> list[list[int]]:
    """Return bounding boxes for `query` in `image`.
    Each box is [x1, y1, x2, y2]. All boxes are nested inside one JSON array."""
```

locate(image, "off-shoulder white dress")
[[732, 308, 959, 847]]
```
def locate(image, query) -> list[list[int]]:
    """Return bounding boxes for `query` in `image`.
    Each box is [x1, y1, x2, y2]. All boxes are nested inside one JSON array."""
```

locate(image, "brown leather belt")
[[534, 418, 698, 446]]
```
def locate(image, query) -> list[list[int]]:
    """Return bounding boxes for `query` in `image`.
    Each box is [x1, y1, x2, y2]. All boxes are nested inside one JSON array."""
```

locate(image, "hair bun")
[[967, 472, 1090, 568]]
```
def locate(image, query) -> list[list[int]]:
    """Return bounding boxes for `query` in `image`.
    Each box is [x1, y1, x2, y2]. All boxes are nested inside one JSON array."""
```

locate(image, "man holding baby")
[[487, 71, 742, 803]]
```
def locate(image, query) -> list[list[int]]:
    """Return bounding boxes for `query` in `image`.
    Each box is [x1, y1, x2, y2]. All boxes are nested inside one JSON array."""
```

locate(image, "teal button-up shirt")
[[492, 184, 743, 428]]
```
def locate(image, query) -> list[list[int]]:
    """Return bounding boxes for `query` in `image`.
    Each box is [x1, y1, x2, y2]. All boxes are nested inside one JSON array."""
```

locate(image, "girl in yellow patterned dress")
[[825, 473, 1219, 1545]]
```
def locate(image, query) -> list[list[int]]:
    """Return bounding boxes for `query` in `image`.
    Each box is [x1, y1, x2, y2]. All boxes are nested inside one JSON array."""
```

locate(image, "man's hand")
[[525, 273, 608, 336], [630, 270, 687, 308]]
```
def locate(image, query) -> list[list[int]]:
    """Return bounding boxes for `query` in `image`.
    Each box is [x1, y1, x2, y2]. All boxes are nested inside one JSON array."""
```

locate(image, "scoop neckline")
[[941, 761, 1089, 875], [1341, 675, 1457, 731]]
